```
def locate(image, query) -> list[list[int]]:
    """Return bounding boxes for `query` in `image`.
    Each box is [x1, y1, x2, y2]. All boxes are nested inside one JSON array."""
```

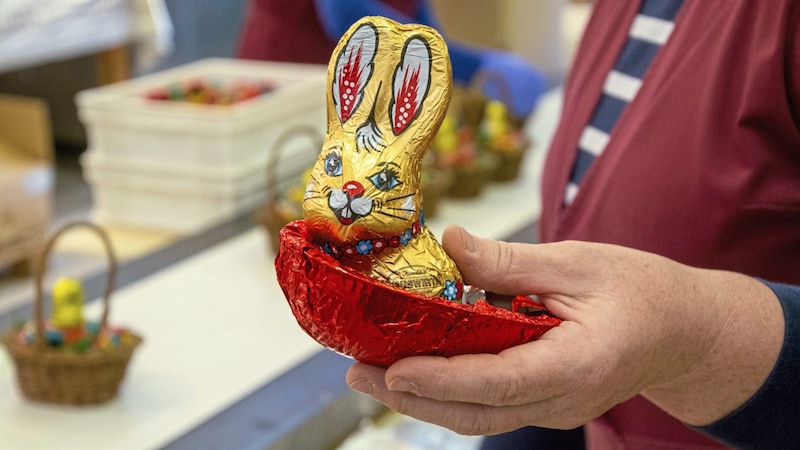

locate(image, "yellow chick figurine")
[[52, 277, 85, 329], [480, 100, 511, 144], [288, 167, 314, 205], [432, 114, 459, 154]]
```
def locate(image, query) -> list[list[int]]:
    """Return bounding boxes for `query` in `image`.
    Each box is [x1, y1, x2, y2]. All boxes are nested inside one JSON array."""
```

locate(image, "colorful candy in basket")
[[478, 99, 531, 182], [430, 112, 492, 198], [274, 16, 559, 367], [1, 222, 141, 405]]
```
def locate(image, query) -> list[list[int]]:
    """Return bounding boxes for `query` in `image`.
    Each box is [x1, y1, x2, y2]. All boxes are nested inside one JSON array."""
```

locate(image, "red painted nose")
[[343, 180, 365, 199]]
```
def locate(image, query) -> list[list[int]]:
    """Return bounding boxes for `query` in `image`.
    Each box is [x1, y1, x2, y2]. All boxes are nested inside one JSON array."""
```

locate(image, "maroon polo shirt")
[[236, 0, 421, 64], [540, 0, 800, 448]]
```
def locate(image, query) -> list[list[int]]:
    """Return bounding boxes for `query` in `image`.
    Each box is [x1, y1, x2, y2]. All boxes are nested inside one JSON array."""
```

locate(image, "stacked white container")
[[77, 58, 327, 233]]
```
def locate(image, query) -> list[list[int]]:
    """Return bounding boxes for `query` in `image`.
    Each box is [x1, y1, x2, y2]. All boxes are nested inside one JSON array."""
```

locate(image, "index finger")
[[382, 324, 587, 407]]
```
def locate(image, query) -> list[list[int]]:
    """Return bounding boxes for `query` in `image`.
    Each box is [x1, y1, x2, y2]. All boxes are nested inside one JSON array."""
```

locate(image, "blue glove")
[[314, 0, 417, 38], [477, 50, 547, 119]]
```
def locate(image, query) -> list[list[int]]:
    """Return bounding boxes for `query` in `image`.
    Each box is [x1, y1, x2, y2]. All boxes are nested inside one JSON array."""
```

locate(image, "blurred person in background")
[[236, 0, 547, 119]]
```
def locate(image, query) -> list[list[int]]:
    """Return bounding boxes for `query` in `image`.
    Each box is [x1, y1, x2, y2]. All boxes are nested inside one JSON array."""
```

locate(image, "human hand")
[[346, 226, 783, 435]]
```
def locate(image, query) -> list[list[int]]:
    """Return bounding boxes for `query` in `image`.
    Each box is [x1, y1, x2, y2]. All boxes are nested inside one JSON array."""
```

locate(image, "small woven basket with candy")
[[466, 70, 532, 182], [1, 222, 141, 405], [430, 112, 494, 199]]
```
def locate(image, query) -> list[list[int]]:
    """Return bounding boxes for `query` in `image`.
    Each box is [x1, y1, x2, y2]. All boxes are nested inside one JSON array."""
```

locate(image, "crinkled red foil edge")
[[275, 220, 561, 367]]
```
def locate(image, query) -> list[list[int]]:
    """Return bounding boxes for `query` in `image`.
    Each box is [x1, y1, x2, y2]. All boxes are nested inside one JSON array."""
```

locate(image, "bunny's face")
[[303, 16, 452, 246]]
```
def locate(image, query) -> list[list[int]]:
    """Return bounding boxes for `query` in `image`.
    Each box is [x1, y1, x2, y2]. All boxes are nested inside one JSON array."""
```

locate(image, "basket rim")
[[1, 329, 142, 364]]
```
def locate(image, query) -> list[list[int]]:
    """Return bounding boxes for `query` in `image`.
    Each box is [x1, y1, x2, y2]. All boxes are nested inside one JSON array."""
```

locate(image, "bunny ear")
[[390, 37, 432, 135], [333, 23, 378, 123]]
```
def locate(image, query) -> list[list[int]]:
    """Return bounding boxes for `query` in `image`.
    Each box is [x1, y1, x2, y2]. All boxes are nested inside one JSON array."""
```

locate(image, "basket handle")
[[265, 124, 324, 205], [469, 68, 516, 120], [33, 221, 118, 348]]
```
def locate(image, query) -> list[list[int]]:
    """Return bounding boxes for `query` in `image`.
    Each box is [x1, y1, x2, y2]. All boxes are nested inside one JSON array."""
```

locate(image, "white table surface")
[[0, 89, 563, 450]]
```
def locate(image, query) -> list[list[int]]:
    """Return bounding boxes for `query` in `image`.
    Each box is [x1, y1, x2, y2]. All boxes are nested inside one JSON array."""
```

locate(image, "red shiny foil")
[[275, 220, 561, 367]]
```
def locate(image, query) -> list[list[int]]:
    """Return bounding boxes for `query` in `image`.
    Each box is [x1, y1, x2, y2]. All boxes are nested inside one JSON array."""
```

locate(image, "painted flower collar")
[[319, 212, 426, 259], [316, 212, 462, 301]]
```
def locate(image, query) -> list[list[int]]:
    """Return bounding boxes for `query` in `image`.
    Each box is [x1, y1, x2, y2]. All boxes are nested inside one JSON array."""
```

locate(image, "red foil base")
[[275, 220, 561, 367]]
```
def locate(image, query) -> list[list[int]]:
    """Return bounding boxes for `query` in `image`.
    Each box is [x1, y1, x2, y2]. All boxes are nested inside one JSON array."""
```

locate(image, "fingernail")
[[459, 227, 477, 253], [388, 377, 416, 393], [349, 377, 375, 394]]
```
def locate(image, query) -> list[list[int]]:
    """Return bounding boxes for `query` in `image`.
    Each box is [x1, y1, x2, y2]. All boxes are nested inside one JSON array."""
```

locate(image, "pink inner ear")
[[391, 37, 431, 135], [334, 24, 377, 124], [392, 66, 421, 134], [337, 46, 365, 123]]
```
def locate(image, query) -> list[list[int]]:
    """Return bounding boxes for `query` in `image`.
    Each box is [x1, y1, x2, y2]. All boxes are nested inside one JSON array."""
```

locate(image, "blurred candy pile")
[[145, 78, 276, 105]]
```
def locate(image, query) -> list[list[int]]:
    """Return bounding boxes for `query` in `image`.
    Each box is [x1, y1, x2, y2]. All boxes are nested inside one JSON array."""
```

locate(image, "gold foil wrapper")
[[302, 16, 462, 300]]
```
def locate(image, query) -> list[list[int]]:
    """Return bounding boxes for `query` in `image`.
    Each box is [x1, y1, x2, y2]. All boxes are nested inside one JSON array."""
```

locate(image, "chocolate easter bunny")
[[303, 16, 463, 301]]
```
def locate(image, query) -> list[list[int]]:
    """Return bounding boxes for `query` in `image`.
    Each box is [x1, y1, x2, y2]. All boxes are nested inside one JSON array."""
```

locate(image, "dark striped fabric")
[[564, 0, 684, 206]]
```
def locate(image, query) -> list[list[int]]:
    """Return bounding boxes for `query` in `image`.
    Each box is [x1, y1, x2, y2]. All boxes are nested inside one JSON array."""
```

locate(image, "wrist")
[[642, 270, 784, 426]]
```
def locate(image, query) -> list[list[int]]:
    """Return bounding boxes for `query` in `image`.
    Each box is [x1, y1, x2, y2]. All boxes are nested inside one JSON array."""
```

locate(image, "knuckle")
[[536, 370, 614, 429], [536, 399, 594, 431], [491, 242, 518, 286], [494, 242, 513, 275], [426, 369, 456, 401], [482, 370, 526, 406], [448, 408, 496, 436], [390, 392, 421, 418]]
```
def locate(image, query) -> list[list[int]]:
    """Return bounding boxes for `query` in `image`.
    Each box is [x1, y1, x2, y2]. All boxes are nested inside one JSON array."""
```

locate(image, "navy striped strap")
[[565, 0, 684, 206]]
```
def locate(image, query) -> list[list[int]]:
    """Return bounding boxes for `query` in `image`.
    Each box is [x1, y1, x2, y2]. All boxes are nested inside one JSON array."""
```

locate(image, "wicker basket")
[[468, 69, 527, 128], [452, 85, 487, 131], [447, 157, 493, 199], [467, 69, 531, 182], [254, 125, 322, 253], [1, 221, 141, 405], [491, 141, 529, 182]]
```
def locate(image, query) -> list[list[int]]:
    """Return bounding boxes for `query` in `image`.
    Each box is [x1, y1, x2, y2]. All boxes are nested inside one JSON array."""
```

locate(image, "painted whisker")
[[385, 192, 416, 203], [375, 211, 410, 221], [385, 207, 416, 213]]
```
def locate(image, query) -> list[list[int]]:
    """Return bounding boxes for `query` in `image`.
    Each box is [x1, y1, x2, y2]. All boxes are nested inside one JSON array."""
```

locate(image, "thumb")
[[441, 225, 528, 295], [442, 226, 602, 299]]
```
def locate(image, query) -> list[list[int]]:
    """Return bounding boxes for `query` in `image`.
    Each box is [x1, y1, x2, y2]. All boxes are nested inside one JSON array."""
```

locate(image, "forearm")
[[642, 269, 785, 426]]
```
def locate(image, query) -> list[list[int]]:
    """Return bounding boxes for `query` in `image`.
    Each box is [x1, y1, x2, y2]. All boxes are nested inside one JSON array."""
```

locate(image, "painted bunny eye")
[[369, 168, 401, 191], [324, 151, 342, 177]]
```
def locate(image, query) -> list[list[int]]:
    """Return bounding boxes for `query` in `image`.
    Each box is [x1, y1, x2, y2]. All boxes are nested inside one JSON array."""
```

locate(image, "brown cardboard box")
[[0, 94, 54, 272], [429, 0, 568, 83]]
